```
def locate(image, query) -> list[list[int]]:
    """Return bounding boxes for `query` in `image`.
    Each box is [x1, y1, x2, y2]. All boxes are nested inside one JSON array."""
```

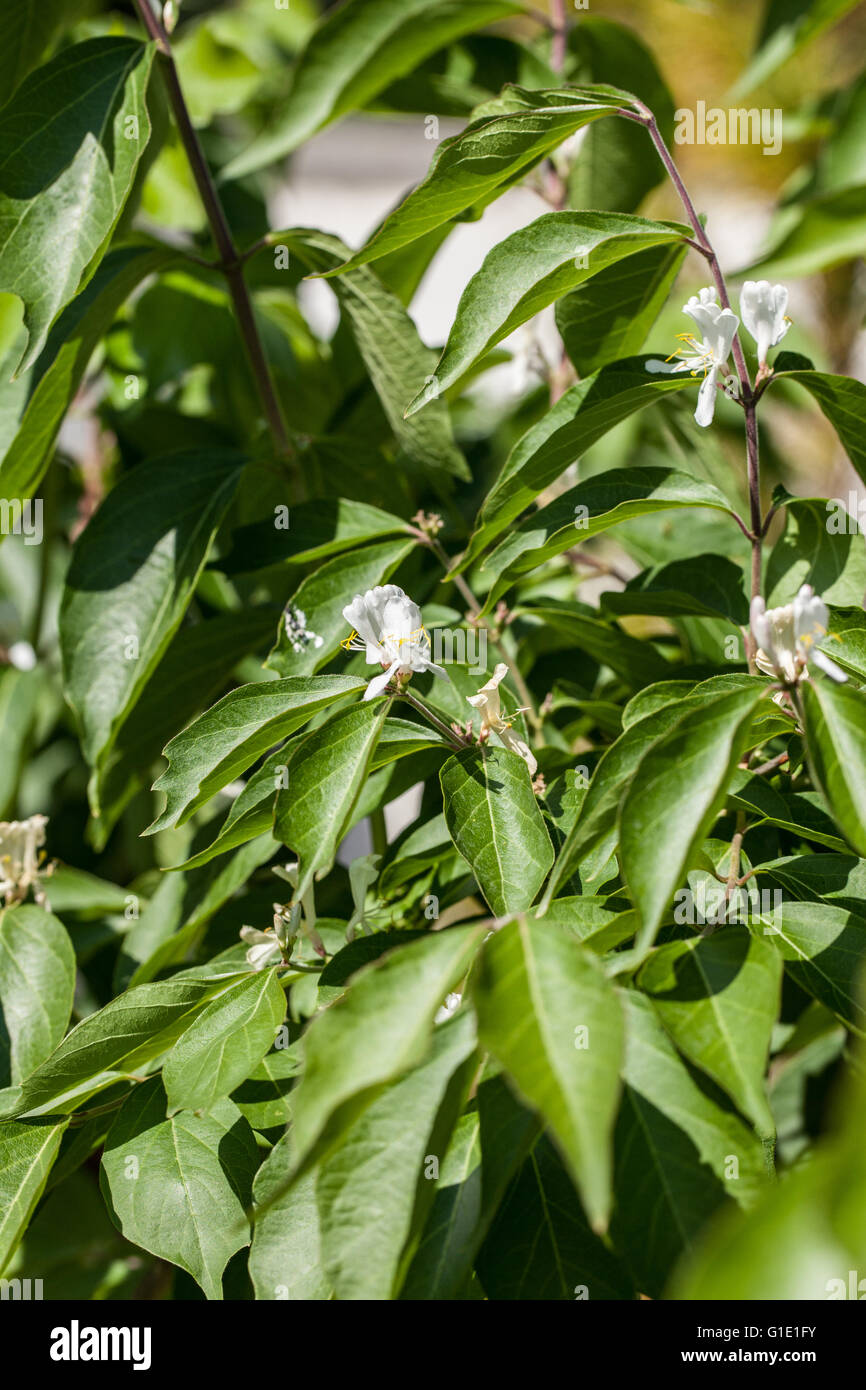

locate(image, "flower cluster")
[[648, 280, 790, 427], [341, 585, 446, 700], [750, 585, 846, 686], [0, 815, 50, 907]]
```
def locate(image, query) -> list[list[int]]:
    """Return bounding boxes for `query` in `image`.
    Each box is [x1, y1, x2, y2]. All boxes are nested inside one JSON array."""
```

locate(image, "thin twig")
[[750, 751, 790, 777], [132, 0, 296, 471], [396, 688, 467, 751], [634, 105, 765, 663], [565, 547, 631, 585], [550, 0, 569, 72]]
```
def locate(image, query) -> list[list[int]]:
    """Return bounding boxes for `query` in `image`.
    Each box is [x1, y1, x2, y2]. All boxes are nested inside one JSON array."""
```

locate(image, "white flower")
[[0, 814, 49, 906], [239, 926, 282, 970], [284, 604, 323, 654], [750, 585, 847, 685], [467, 663, 537, 776], [341, 585, 446, 700], [740, 280, 790, 366], [435, 992, 462, 1024], [646, 287, 739, 428], [7, 641, 36, 671]]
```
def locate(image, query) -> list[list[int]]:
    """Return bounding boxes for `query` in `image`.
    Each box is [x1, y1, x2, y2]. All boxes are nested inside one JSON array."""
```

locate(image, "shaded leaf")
[[0, 905, 75, 1086], [60, 449, 245, 782], [638, 928, 781, 1139], [100, 1078, 258, 1300], [0, 37, 155, 372], [440, 747, 554, 916], [474, 918, 624, 1230], [163, 969, 286, 1115]]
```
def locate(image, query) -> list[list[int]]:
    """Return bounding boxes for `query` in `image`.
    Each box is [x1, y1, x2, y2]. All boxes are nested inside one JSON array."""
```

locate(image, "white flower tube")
[[342, 585, 447, 700], [740, 280, 790, 366], [467, 663, 537, 776]]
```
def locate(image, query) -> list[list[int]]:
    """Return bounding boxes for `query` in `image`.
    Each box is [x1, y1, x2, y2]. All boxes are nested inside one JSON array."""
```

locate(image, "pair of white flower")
[[342, 586, 537, 773], [750, 585, 846, 685], [648, 280, 790, 427]]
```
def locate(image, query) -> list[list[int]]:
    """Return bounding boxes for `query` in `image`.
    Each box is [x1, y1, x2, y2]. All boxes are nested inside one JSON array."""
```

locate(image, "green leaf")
[[316, 1009, 477, 1300], [669, 1078, 866, 1299], [440, 747, 553, 916], [100, 1078, 259, 1300], [249, 1127, 331, 1301], [265, 537, 415, 678], [542, 693, 699, 907], [0, 1, 91, 98], [290, 926, 485, 1175], [148, 674, 365, 835], [613, 991, 764, 1297], [173, 748, 291, 872], [0, 1116, 68, 1275], [2, 976, 236, 1118], [0, 905, 75, 1086], [163, 969, 286, 1115], [270, 230, 468, 480], [119, 834, 278, 991], [759, 851, 866, 911], [399, 1109, 483, 1300], [460, 358, 703, 569], [406, 213, 689, 413], [275, 700, 389, 900], [474, 918, 624, 1230], [822, 605, 866, 682], [0, 245, 174, 508], [757, 899, 866, 1035], [321, 86, 638, 276], [802, 679, 866, 856], [767, 362, 866, 492], [556, 242, 686, 376], [637, 928, 782, 1139], [218, 497, 410, 574], [765, 491, 866, 606], [567, 16, 675, 214], [0, 37, 155, 373], [479, 466, 736, 611], [60, 449, 245, 783], [601, 555, 749, 625], [476, 1132, 634, 1298], [94, 606, 278, 848], [231, 1046, 298, 1134], [731, 0, 862, 98], [222, 0, 523, 179], [517, 603, 670, 689], [619, 686, 767, 953], [401, 1069, 540, 1299]]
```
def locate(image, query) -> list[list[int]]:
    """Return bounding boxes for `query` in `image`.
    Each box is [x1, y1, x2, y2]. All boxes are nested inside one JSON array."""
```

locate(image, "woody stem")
[[623, 104, 764, 662], [132, 0, 298, 482]]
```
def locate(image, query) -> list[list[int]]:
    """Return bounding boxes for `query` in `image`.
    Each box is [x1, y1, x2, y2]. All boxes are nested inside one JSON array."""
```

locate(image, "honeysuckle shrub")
[[1, 0, 865, 1304]]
